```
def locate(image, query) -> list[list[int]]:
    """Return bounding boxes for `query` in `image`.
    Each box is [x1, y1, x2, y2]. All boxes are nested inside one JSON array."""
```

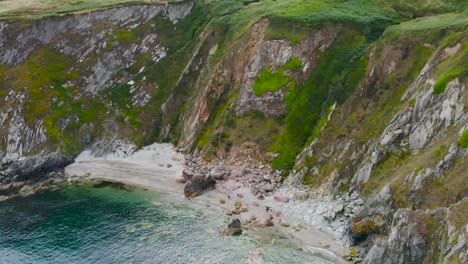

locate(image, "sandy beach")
[[65, 143, 348, 263]]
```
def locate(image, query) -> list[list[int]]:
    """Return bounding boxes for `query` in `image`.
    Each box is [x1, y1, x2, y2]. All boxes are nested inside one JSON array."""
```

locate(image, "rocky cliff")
[[0, 0, 467, 263]]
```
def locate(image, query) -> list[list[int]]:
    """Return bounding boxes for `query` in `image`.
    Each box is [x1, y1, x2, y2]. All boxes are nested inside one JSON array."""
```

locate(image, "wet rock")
[[222, 219, 242, 236], [19, 185, 35, 196], [183, 175, 216, 198]]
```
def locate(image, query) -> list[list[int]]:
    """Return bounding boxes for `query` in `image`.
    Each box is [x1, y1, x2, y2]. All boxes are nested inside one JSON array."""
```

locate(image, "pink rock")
[[273, 196, 289, 203], [176, 176, 187, 183]]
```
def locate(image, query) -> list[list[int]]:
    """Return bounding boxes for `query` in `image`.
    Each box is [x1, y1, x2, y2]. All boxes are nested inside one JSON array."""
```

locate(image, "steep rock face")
[[0, 3, 193, 66], [280, 27, 467, 261], [0, 1, 196, 180], [364, 202, 468, 264], [363, 209, 428, 264], [178, 19, 273, 149], [235, 27, 339, 116], [1, 90, 47, 160], [351, 77, 466, 186]]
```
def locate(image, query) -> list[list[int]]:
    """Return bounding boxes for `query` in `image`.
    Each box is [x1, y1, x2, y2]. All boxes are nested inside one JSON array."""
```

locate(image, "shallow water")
[[0, 183, 333, 264]]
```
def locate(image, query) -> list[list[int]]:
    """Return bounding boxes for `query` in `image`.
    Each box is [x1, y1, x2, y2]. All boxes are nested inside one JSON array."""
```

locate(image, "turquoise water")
[[0, 182, 332, 264]]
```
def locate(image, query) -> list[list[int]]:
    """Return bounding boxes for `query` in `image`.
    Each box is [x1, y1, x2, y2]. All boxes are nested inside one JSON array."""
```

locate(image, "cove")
[[0, 182, 333, 264]]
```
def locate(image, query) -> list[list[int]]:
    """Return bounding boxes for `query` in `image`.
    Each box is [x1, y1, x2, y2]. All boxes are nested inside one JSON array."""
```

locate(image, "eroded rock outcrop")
[[184, 175, 216, 198], [222, 219, 242, 236]]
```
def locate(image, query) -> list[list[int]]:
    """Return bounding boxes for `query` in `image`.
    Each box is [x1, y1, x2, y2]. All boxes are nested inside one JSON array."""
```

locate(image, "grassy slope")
[[193, 0, 467, 173], [0, 0, 182, 19]]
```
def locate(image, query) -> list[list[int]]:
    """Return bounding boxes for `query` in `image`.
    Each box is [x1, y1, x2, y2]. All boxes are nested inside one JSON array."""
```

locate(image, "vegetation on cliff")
[[0, 1, 467, 262]]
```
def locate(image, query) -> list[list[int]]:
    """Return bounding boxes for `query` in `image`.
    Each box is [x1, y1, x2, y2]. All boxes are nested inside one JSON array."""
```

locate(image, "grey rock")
[[184, 175, 216, 198], [351, 162, 373, 185], [355, 198, 365, 206], [262, 184, 274, 192], [209, 169, 226, 180], [182, 169, 195, 179], [363, 209, 426, 264], [222, 219, 242, 236]]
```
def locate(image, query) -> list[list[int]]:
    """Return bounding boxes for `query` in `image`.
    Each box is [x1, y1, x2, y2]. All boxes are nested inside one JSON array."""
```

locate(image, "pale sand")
[[65, 143, 348, 263]]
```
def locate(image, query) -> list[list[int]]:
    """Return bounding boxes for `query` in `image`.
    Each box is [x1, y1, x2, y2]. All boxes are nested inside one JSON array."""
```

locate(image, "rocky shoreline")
[[180, 153, 353, 262], [1, 143, 352, 263]]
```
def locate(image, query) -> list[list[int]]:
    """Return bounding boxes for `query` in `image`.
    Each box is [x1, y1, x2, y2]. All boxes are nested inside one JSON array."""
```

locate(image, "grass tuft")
[[433, 70, 462, 94], [459, 130, 468, 148], [252, 57, 302, 96]]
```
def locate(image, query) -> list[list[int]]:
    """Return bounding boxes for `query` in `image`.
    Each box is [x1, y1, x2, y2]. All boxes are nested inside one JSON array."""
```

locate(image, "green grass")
[[433, 70, 462, 94], [252, 57, 302, 96], [380, 0, 468, 16], [204, 0, 402, 42], [265, 18, 314, 45], [0, 47, 111, 153], [459, 130, 468, 148], [382, 10, 468, 41], [2, 48, 79, 125], [269, 30, 368, 173], [114, 29, 138, 45], [0, 0, 172, 19], [362, 149, 411, 196]]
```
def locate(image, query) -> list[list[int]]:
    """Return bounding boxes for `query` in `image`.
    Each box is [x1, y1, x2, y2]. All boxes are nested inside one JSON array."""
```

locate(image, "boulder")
[[264, 219, 274, 227], [222, 219, 242, 236], [184, 175, 216, 198], [209, 167, 226, 180], [175, 176, 187, 184], [182, 169, 195, 180], [262, 184, 274, 192]]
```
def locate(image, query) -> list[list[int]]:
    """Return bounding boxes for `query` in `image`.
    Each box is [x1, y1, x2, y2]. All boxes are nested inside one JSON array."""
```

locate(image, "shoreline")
[[63, 143, 349, 263]]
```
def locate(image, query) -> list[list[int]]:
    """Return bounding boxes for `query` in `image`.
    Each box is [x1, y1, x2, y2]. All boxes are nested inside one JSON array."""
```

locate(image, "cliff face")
[[0, 0, 467, 263], [0, 1, 197, 179]]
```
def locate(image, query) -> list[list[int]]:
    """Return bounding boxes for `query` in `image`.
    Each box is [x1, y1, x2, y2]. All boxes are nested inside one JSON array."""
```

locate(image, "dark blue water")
[[0, 183, 332, 264]]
